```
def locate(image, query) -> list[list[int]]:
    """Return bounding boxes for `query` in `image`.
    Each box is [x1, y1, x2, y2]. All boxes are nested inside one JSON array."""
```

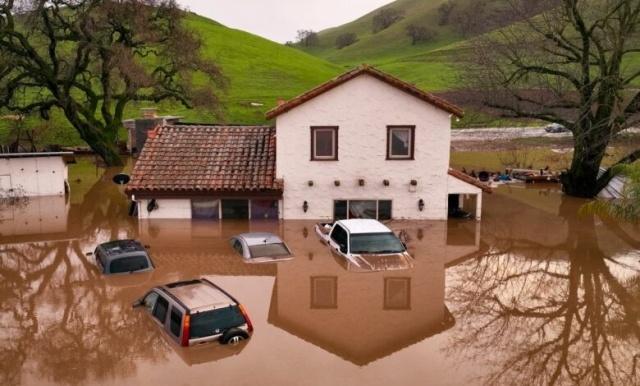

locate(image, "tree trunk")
[[63, 109, 124, 166], [561, 133, 608, 198], [89, 139, 123, 167]]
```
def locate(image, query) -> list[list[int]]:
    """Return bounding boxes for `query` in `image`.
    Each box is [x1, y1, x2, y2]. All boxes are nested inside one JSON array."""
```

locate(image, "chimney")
[[147, 126, 160, 139], [141, 107, 158, 119]]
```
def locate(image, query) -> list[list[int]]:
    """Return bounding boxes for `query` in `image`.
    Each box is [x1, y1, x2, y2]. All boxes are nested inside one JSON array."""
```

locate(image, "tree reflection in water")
[[0, 165, 168, 386], [447, 197, 640, 386]]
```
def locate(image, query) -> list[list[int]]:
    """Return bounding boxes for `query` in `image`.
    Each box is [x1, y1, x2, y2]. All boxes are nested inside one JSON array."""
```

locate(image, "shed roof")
[[126, 125, 282, 197], [448, 168, 493, 193], [265, 64, 464, 120]]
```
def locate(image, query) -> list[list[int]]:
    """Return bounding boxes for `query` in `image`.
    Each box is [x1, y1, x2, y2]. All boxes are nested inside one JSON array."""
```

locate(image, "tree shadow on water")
[[446, 197, 640, 386]]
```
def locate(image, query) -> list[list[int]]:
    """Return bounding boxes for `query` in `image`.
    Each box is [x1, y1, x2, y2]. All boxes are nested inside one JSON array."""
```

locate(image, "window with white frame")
[[311, 126, 338, 160], [387, 126, 415, 160]]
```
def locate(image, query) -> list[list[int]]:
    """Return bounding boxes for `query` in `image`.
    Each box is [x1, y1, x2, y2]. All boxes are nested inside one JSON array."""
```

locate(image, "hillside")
[[0, 13, 343, 147], [298, 0, 543, 93]]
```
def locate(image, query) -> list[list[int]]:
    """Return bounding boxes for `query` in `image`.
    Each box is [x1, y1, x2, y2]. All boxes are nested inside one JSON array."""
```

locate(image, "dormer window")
[[311, 126, 338, 161], [387, 126, 415, 160]]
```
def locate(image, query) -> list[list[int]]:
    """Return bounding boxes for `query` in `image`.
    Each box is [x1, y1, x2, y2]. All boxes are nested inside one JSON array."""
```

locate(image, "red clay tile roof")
[[126, 125, 282, 197], [448, 168, 493, 193], [265, 64, 464, 120]]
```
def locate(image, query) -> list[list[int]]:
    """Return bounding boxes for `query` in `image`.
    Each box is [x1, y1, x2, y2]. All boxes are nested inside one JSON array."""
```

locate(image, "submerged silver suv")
[[94, 239, 154, 275], [133, 278, 253, 346]]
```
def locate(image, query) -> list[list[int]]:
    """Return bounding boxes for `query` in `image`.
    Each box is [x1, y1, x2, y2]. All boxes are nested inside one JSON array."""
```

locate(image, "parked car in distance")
[[544, 123, 569, 133], [230, 233, 294, 263], [315, 219, 414, 271], [94, 239, 154, 275], [133, 278, 253, 346]]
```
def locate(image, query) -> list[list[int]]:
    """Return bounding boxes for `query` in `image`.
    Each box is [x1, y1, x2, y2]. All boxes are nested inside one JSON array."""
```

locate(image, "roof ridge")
[[265, 64, 463, 120]]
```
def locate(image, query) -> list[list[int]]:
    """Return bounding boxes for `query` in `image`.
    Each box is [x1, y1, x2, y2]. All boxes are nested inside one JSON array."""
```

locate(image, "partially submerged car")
[[133, 278, 253, 346], [94, 239, 154, 275], [230, 233, 293, 263], [315, 219, 414, 271]]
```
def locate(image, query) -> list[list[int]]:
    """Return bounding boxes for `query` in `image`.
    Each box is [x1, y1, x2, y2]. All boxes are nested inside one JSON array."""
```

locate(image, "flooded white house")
[[126, 65, 491, 220]]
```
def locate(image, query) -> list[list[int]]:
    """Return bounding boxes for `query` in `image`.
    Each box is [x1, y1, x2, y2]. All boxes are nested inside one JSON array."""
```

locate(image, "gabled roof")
[[126, 125, 282, 197], [448, 168, 493, 193], [265, 64, 464, 120]]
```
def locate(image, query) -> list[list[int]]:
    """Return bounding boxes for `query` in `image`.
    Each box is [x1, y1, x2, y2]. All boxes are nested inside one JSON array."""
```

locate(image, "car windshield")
[[247, 243, 291, 258], [349, 233, 405, 254], [109, 255, 150, 274]]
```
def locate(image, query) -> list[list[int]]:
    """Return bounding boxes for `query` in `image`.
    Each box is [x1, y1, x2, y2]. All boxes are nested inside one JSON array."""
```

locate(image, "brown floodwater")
[[1, 160, 639, 386]]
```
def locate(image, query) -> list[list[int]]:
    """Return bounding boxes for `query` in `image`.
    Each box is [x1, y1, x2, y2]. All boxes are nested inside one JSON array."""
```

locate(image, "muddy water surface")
[[1, 162, 639, 386]]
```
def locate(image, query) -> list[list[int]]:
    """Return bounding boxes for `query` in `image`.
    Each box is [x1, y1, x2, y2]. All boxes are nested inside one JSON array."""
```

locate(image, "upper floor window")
[[311, 126, 338, 161], [387, 126, 415, 160]]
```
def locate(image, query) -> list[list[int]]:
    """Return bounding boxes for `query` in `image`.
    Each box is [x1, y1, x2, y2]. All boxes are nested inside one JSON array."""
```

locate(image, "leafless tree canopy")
[[463, 0, 640, 197], [372, 8, 404, 33], [296, 29, 319, 47], [405, 25, 437, 45], [335, 32, 357, 49], [0, 0, 225, 165]]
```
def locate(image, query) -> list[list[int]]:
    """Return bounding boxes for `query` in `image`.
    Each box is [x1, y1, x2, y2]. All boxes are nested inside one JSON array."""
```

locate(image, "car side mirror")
[[86, 252, 93, 256], [132, 299, 144, 308]]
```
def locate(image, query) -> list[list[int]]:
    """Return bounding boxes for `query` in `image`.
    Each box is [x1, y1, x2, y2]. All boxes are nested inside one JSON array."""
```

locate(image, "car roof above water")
[[163, 279, 235, 311], [234, 232, 284, 246], [336, 219, 392, 234], [98, 239, 146, 258]]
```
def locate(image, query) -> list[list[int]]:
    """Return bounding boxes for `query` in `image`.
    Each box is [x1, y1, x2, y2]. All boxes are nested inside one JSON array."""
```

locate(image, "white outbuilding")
[[0, 152, 74, 197]]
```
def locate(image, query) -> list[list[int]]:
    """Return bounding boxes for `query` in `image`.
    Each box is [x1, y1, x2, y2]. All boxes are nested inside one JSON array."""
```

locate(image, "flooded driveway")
[[1, 161, 639, 385]]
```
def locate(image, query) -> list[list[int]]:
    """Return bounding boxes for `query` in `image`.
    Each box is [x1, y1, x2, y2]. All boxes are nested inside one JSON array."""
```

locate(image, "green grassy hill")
[[1, 13, 343, 147], [299, 0, 472, 91]]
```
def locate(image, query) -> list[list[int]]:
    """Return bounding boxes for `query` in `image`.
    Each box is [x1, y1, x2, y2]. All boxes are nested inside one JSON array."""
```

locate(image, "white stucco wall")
[[275, 74, 453, 220], [0, 157, 68, 197], [137, 198, 192, 219], [447, 175, 483, 219]]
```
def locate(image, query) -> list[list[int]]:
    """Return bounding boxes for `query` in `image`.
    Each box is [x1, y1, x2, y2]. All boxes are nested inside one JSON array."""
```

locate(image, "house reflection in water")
[[135, 218, 481, 366], [0, 195, 69, 242], [268, 220, 481, 366]]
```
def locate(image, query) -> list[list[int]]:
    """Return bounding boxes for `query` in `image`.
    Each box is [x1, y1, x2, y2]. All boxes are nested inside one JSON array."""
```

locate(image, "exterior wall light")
[[383, 179, 390, 186], [410, 179, 418, 186], [334, 180, 341, 187], [358, 179, 365, 186], [303, 200, 309, 213], [418, 199, 425, 211], [308, 180, 314, 187]]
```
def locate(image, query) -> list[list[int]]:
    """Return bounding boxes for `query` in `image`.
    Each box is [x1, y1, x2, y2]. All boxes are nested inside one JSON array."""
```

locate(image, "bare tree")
[[296, 29, 319, 47], [438, 1, 457, 26], [335, 33, 358, 49], [405, 25, 437, 45], [464, 0, 640, 197], [0, 0, 225, 166], [372, 8, 404, 33]]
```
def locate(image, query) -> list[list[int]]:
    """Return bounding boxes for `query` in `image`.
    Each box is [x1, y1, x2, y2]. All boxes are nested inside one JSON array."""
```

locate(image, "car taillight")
[[238, 304, 253, 333], [181, 314, 191, 347]]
